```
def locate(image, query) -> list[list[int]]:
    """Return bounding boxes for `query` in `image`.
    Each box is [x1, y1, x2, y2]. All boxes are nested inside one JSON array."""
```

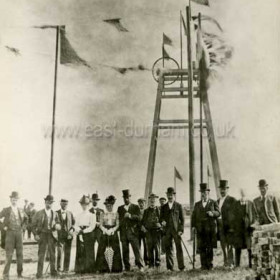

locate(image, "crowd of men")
[[0, 178, 279, 279]]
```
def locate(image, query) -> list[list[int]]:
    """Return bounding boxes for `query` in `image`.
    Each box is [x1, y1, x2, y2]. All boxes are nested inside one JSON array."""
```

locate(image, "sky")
[[0, 0, 279, 213]]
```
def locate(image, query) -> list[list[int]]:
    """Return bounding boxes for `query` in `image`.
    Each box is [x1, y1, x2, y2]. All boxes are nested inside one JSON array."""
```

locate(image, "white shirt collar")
[[45, 208, 51, 216], [168, 201, 174, 209]]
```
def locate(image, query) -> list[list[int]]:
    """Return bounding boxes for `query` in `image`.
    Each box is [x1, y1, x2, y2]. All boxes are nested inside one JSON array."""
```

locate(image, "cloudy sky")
[[0, 0, 279, 213]]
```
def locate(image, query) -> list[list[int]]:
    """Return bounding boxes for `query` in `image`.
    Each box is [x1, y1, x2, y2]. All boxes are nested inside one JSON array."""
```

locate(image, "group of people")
[[192, 179, 280, 270], [0, 178, 279, 279]]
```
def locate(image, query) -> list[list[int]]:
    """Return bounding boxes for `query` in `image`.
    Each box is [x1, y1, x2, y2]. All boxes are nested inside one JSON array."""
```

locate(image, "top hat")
[[60, 199, 68, 203], [199, 183, 210, 192], [122, 189, 131, 197], [44, 195, 55, 202], [159, 197, 167, 201], [258, 179, 268, 187], [10, 191, 20, 199], [219, 180, 229, 189], [166, 187, 176, 194], [91, 193, 100, 201], [137, 198, 146, 203], [104, 195, 116, 205], [149, 193, 159, 199], [79, 195, 91, 205]]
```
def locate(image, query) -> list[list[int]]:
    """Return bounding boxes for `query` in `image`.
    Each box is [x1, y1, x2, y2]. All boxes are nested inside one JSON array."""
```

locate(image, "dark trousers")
[[139, 232, 148, 265], [235, 248, 252, 268], [165, 230, 185, 271], [200, 247, 213, 270], [121, 232, 144, 271], [37, 232, 56, 277], [3, 230, 23, 277], [146, 230, 161, 267], [57, 237, 72, 272]]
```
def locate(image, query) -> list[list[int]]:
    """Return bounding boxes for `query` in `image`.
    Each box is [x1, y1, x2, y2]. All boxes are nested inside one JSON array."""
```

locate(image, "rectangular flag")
[[174, 167, 183, 181], [163, 33, 173, 46]]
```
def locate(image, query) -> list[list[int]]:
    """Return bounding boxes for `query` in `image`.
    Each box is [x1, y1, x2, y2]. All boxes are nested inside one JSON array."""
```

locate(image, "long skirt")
[[75, 233, 95, 274], [96, 230, 122, 273]]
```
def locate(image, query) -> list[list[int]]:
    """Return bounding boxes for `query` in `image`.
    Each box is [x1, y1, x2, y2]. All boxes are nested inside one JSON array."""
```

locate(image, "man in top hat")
[[117, 189, 144, 271], [89, 192, 104, 270], [56, 199, 75, 272], [138, 198, 148, 266], [32, 195, 61, 278], [253, 179, 280, 225], [217, 180, 237, 267], [192, 183, 220, 270], [160, 187, 185, 271], [0, 191, 27, 279], [142, 193, 162, 269]]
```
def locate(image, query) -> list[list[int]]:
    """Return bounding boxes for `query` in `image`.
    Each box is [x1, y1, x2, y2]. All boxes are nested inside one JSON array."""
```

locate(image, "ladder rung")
[[159, 119, 206, 124], [161, 94, 199, 99], [164, 77, 188, 82], [162, 87, 199, 92], [158, 125, 207, 130], [162, 69, 199, 77]]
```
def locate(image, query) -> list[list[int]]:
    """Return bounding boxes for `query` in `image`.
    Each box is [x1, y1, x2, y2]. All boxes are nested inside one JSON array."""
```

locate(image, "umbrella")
[[104, 237, 114, 272]]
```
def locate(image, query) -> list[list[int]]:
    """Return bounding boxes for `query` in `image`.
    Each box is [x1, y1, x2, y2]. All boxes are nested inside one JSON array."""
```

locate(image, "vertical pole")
[[162, 44, 165, 67], [49, 26, 59, 195], [198, 13, 203, 184], [174, 167, 176, 200], [186, 6, 195, 211], [180, 11, 183, 95]]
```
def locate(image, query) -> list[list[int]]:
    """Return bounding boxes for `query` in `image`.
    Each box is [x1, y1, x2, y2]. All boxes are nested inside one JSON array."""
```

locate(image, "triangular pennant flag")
[[191, 0, 209, 6], [174, 167, 183, 181], [103, 18, 129, 32], [60, 26, 91, 68], [5, 46, 20, 56], [162, 46, 170, 58], [163, 33, 173, 46], [181, 15, 187, 36]]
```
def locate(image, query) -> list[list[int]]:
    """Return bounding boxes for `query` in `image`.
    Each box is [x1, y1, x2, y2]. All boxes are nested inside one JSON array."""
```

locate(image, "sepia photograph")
[[0, 0, 279, 279]]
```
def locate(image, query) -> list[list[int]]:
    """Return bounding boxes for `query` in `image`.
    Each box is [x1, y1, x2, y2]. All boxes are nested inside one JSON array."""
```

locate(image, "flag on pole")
[[181, 15, 187, 36], [191, 0, 209, 6], [162, 46, 170, 58], [174, 167, 183, 181], [103, 18, 129, 32], [60, 26, 91, 68], [163, 33, 173, 46], [192, 15, 223, 32]]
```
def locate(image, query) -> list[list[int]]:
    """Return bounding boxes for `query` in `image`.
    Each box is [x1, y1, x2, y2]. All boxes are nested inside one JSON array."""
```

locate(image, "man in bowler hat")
[[0, 191, 27, 279], [89, 192, 104, 269], [253, 179, 280, 225], [217, 180, 237, 267], [117, 189, 144, 271], [192, 183, 220, 270], [32, 195, 61, 278], [160, 187, 185, 271], [56, 199, 75, 272]]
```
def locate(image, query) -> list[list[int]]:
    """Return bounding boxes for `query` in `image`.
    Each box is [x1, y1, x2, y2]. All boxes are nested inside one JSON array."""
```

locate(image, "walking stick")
[[180, 236, 193, 265], [192, 227, 196, 269]]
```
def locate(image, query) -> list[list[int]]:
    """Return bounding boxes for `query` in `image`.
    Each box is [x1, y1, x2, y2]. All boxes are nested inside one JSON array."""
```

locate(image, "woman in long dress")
[[96, 195, 122, 273], [74, 195, 96, 274]]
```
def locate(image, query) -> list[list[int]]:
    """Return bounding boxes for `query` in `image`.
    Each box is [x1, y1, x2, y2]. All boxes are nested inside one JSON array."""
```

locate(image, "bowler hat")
[[104, 195, 116, 205], [60, 199, 68, 203], [44, 195, 55, 202], [79, 195, 91, 205], [92, 193, 100, 201], [149, 193, 159, 199], [199, 183, 210, 192], [159, 197, 167, 201], [122, 189, 131, 197], [137, 198, 146, 203], [166, 187, 176, 194], [258, 179, 268, 187], [219, 180, 229, 189], [10, 191, 20, 199]]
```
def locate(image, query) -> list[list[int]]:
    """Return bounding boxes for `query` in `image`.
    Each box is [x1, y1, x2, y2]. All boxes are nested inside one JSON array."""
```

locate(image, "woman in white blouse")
[[74, 195, 96, 274]]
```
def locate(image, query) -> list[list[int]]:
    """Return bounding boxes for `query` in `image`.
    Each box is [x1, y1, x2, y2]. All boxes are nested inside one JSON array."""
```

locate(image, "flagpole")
[[180, 11, 183, 95], [174, 167, 176, 200], [49, 25, 60, 195], [199, 13, 203, 184]]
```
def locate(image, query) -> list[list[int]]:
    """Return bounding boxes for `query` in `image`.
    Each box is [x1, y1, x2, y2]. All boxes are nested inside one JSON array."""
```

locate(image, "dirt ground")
[[0, 218, 255, 280]]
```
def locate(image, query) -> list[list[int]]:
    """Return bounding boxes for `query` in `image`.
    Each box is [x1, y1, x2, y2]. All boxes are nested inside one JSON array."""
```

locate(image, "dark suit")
[[56, 209, 75, 272], [0, 207, 26, 278], [160, 201, 185, 271], [253, 195, 280, 225], [217, 195, 237, 266], [192, 199, 220, 269], [32, 209, 60, 278], [117, 203, 144, 270]]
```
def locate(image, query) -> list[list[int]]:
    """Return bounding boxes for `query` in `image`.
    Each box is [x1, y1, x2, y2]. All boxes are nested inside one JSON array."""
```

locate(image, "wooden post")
[[186, 6, 195, 211], [49, 26, 59, 195], [174, 167, 177, 200]]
